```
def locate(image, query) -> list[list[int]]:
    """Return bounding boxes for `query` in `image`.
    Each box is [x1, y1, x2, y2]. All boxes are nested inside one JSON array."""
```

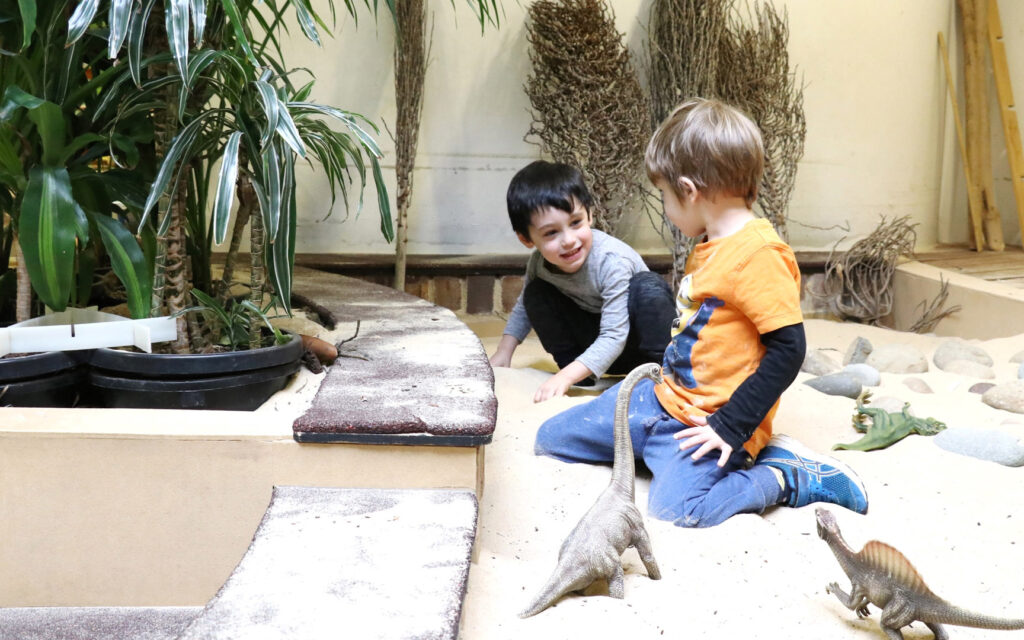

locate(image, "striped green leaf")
[[127, 0, 157, 86], [18, 0, 36, 51], [371, 155, 393, 242], [275, 95, 305, 158], [253, 80, 280, 149], [259, 141, 281, 242], [165, 0, 190, 77], [211, 131, 242, 244], [108, 0, 132, 58], [292, 0, 320, 46], [19, 167, 78, 311], [267, 150, 295, 313], [66, 0, 99, 47], [139, 115, 208, 228], [190, 0, 206, 46], [221, 0, 258, 66], [91, 213, 153, 318]]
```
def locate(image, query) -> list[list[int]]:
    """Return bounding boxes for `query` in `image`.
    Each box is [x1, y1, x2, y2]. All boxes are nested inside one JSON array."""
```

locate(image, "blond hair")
[[645, 98, 764, 207]]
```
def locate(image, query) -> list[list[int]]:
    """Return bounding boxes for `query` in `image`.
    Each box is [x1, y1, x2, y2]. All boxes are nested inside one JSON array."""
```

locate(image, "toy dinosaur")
[[519, 363, 662, 618], [816, 507, 1024, 639], [833, 391, 945, 451]]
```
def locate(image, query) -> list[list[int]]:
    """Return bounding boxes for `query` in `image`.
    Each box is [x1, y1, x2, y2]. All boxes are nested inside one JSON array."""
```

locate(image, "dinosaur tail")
[[611, 364, 662, 498], [919, 601, 1024, 630], [518, 562, 589, 618]]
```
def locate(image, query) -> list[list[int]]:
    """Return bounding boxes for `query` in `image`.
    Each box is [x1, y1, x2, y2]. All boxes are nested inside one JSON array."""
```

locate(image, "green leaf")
[[1, 87, 66, 166], [190, 0, 206, 46], [18, 0, 36, 51], [67, 0, 99, 47], [222, 0, 258, 66], [128, 0, 157, 87], [274, 95, 305, 157], [165, 0, 190, 78], [292, 0, 320, 46], [253, 79, 280, 149], [19, 166, 78, 311], [371, 154, 394, 242], [259, 141, 281, 242], [211, 131, 242, 244], [139, 114, 208, 228], [189, 287, 232, 332], [91, 213, 153, 318], [108, 0, 132, 58], [60, 133, 106, 166], [266, 151, 295, 313]]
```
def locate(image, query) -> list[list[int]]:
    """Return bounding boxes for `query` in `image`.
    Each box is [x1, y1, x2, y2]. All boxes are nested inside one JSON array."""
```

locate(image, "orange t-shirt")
[[654, 219, 803, 457]]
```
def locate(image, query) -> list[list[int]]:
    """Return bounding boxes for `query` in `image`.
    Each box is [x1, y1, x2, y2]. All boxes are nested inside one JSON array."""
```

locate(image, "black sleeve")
[[706, 322, 806, 452]]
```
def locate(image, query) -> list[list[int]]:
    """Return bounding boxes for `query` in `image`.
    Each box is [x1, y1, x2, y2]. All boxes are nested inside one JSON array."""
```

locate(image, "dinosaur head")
[[636, 362, 664, 386], [815, 507, 839, 540], [917, 417, 946, 435]]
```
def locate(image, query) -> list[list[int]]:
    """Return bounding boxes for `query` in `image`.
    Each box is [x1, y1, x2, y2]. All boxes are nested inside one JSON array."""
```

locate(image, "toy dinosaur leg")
[[608, 564, 625, 599], [826, 581, 870, 616], [923, 622, 948, 640], [631, 527, 661, 580], [879, 595, 916, 640]]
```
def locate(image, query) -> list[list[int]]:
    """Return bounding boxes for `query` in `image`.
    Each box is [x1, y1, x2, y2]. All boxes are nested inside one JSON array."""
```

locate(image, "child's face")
[[517, 200, 593, 274], [655, 178, 705, 238]]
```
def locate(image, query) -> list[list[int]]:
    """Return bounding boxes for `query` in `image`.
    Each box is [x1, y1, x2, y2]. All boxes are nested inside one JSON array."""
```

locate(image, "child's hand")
[[674, 414, 733, 467], [489, 335, 520, 369], [534, 374, 573, 403], [489, 352, 512, 368]]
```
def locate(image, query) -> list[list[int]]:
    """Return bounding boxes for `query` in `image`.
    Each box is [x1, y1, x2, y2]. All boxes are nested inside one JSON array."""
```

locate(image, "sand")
[[461, 318, 1024, 639]]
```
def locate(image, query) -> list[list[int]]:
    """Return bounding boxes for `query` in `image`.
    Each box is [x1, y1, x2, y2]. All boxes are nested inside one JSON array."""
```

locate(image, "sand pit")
[[462, 318, 1024, 639]]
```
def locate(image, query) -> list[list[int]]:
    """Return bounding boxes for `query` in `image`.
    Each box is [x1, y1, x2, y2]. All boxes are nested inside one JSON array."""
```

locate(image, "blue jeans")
[[535, 378, 783, 527]]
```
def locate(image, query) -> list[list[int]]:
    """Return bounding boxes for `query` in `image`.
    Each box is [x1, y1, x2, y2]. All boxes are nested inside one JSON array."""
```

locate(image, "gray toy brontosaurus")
[[520, 363, 662, 618]]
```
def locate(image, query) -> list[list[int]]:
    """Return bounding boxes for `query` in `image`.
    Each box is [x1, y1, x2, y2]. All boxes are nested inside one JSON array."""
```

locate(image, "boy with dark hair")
[[490, 160, 675, 403], [534, 99, 869, 526]]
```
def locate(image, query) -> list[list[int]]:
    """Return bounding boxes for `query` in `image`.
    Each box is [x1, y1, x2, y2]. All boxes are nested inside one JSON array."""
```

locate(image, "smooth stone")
[[1019, 361, 1024, 379], [933, 337, 994, 370], [866, 344, 928, 374], [982, 380, 1024, 414], [903, 377, 933, 393], [940, 359, 995, 379], [934, 428, 1024, 467], [842, 363, 880, 387], [803, 372, 862, 399], [844, 337, 873, 365], [802, 348, 841, 377], [969, 382, 996, 394], [1011, 350, 1024, 364], [866, 395, 910, 415]]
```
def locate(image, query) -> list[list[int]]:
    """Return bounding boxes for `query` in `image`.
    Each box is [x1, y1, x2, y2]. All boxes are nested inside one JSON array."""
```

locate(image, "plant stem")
[[246, 171, 265, 350]]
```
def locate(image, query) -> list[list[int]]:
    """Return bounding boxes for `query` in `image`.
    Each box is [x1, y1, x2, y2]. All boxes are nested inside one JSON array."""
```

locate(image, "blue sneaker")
[[756, 434, 869, 514]]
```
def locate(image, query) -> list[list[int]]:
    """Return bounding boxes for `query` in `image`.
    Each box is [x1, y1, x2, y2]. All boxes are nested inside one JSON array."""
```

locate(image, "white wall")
[[272, 0, 1023, 256]]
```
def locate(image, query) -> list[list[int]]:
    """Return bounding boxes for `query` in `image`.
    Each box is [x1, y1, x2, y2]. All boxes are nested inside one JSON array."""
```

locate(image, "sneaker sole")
[[765, 433, 870, 506]]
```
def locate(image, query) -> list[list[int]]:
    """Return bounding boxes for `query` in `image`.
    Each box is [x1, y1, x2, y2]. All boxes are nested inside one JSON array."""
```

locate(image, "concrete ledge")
[[891, 260, 1024, 339], [0, 606, 200, 640], [292, 268, 496, 444], [177, 486, 477, 640]]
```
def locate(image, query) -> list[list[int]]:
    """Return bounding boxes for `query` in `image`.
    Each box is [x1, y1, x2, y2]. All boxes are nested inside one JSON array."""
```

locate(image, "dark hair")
[[505, 160, 593, 237]]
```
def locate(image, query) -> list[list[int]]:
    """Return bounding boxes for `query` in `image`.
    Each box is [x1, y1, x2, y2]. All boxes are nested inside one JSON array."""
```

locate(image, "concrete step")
[[0, 606, 201, 640]]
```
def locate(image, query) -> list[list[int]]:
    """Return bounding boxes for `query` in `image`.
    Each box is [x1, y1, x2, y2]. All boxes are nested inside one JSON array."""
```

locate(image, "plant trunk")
[[165, 175, 192, 353], [13, 235, 31, 322], [246, 172, 265, 350], [393, 0, 427, 291]]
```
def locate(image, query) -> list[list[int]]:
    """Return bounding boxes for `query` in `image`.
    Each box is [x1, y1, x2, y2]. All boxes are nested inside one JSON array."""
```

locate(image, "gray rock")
[[802, 348, 841, 377], [866, 344, 929, 374], [933, 337, 994, 370], [969, 382, 996, 394], [803, 372, 862, 399], [982, 380, 1024, 414], [940, 359, 995, 380], [1011, 350, 1024, 364], [867, 395, 911, 415], [842, 363, 880, 387], [844, 337, 873, 365], [1019, 361, 1024, 379], [903, 377, 933, 393], [934, 428, 1024, 467]]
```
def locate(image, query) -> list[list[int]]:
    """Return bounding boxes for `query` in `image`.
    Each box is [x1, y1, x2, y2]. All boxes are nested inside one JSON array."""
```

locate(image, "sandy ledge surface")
[[461, 318, 1024, 639]]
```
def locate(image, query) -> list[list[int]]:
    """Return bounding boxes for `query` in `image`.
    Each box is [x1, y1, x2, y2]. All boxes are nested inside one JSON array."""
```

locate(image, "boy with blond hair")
[[535, 98, 868, 527]]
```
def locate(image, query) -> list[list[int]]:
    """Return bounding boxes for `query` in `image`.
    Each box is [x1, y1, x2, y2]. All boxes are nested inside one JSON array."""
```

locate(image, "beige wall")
[[269, 1, 1023, 256]]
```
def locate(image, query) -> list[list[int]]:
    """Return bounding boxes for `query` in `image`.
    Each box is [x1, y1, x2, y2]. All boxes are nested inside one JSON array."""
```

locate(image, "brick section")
[[500, 275, 524, 313], [403, 275, 430, 301], [434, 276, 463, 311], [466, 275, 495, 314]]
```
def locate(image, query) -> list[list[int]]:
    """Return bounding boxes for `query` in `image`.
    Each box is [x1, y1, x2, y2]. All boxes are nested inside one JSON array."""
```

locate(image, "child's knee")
[[649, 498, 708, 528]]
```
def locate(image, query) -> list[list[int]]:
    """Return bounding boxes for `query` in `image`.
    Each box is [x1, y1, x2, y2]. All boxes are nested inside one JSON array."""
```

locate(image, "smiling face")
[[517, 200, 593, 274]]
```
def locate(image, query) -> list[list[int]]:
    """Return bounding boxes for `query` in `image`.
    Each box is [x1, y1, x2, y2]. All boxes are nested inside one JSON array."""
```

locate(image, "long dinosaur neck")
[[823, 527, 860, 577], [611, 364, 659, 498]]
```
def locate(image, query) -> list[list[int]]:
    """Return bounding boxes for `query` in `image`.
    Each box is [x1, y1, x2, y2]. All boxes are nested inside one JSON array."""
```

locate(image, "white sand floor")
[[460, 318, 1024, 639]]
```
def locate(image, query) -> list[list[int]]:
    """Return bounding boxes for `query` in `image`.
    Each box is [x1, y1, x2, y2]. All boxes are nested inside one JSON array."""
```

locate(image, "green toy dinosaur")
[[833, 391, 946, 452]]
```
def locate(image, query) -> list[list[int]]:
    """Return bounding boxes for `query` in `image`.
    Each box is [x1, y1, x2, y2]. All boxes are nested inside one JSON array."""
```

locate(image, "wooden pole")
[[986, 0, 1024, 246], [958, 0, 1004, 250], [939, 31, 987, 251]]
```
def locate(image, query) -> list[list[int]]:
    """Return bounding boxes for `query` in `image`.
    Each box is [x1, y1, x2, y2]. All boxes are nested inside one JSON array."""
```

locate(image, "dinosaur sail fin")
[[861, 540, 932, 595]]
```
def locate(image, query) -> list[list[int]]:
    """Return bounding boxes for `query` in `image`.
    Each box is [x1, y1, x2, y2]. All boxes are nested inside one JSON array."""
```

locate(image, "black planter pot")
[[87, 334, 304, 410], [0, 351, 85, 407]]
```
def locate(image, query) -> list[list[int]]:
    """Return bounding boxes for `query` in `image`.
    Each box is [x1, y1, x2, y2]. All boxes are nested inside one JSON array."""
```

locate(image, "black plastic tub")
[[0, 351, 84, 407]]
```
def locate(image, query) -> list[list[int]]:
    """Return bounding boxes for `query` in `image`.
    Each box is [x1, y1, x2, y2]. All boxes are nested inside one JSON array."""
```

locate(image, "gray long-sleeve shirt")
[[504, 230, 649, 377]]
